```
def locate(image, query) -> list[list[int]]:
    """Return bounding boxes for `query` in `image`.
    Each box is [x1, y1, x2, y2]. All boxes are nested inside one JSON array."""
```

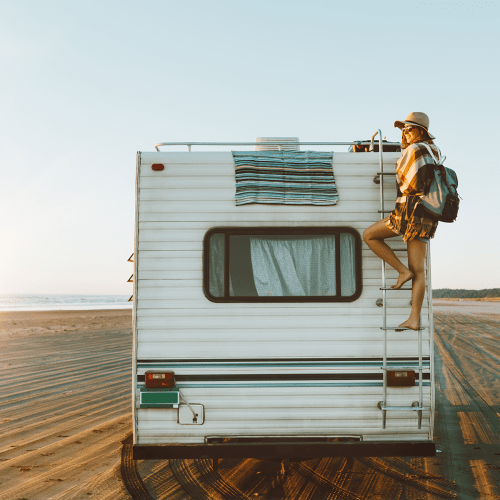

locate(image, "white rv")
[[131, 133, 435, 462]]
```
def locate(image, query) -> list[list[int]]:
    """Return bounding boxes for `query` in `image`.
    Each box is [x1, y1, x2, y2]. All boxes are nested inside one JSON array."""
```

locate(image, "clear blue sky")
[[1, 0, 499, 294]]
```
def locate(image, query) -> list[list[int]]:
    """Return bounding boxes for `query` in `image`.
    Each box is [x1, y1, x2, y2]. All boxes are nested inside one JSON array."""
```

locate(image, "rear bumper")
[[133, 441, 436, 460]]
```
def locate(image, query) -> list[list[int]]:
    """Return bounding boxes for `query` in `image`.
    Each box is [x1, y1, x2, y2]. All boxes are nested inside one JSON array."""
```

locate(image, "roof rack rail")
[[154, 139, 401, 152]]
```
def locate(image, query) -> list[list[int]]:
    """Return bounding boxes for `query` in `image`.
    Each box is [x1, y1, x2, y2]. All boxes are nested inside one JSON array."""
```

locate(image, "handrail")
[[154, 140, 401, 152], [375, 129, 389, 429]]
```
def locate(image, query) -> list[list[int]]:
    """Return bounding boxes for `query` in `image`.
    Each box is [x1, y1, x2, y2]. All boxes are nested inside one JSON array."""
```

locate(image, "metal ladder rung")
[[380, 287, 412, 290], [377, 172, 397, 175], [380, 327, 426, 331], [379, 406, 427, 411]]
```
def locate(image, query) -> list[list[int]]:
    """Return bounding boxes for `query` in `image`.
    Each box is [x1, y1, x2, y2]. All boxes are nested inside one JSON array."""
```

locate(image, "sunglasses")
[[403, 126, 418, 133]]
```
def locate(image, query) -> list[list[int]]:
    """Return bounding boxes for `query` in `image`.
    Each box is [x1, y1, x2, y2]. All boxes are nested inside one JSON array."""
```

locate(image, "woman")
[[363, 112, 440, 331]]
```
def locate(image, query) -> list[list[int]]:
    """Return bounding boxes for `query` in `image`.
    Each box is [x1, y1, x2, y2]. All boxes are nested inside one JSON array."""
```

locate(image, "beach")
[[1, 306, 499, 499], [0, 310, 133, 500], [433, 298, 500, 316]]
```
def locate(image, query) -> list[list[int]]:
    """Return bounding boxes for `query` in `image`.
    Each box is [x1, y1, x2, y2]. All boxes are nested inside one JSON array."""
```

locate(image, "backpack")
[[418, 143, 460, 223]]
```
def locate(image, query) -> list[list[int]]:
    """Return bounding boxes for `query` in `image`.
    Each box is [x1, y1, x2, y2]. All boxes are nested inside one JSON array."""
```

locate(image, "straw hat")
[[394, 112, 435, 139]]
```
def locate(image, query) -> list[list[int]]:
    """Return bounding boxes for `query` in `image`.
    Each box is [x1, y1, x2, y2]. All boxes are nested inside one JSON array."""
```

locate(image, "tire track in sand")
[[0, 310, 133, 500]]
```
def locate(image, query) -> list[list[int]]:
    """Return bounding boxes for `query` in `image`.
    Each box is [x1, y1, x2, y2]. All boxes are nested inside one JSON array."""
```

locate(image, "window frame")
[[203, 227, 362, 303]]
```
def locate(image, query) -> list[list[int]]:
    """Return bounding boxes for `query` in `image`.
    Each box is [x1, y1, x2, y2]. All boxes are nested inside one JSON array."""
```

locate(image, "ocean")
[[0, 294, 133, 312]]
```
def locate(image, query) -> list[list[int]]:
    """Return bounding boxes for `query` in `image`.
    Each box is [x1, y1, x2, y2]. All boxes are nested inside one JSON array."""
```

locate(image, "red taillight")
[[387, 370, 415, 387], [145, 371, 176, 388], [152, 163, 164, 171]]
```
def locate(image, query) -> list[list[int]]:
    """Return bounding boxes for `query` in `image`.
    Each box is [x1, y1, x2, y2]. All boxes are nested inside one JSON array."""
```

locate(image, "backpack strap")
[[418, 142, 446, 165]]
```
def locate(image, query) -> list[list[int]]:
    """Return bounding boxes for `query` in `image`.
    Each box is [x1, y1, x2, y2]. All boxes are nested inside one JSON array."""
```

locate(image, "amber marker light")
[[144, 370, 176, 388]]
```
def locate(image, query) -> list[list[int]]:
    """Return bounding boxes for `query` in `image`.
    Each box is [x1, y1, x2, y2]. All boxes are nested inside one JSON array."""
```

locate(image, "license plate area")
[[140, 388, 179, 408]]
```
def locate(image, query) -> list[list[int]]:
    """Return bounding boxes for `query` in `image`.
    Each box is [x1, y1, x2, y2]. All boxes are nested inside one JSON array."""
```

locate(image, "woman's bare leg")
[[397, 239, 427, 330], [363, 220, 414, 289]]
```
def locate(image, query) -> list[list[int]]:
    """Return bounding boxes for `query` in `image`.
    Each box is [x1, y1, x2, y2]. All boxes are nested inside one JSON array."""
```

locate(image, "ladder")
[[371, 130, 430, 430]]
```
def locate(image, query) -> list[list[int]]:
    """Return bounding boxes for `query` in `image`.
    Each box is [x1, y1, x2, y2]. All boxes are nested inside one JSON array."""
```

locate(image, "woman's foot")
[[391, 269, 414, 290], [395, 319, 420, 331]]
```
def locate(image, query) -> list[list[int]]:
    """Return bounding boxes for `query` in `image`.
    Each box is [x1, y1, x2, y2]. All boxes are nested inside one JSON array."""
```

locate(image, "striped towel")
[[233, 151, 338, 206]]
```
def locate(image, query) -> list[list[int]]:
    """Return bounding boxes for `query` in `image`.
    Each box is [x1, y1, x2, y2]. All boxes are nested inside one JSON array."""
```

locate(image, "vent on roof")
[[255, 137, 299, 152]]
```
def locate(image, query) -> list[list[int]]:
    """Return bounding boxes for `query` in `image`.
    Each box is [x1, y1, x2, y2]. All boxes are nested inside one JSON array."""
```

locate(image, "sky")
[[1, 0, 499, 294]]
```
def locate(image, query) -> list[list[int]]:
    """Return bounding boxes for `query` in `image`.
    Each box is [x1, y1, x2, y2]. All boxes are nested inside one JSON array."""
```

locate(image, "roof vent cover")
[[255, 137, 299, 152]]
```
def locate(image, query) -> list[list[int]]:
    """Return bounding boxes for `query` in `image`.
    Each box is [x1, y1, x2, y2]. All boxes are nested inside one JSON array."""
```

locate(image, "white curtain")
[[250, 236, 336, 296], [340, 232, 356, 296], [209, 233, 236, 297], [250, 234, 356, 297], [209, 233, 225, 297]]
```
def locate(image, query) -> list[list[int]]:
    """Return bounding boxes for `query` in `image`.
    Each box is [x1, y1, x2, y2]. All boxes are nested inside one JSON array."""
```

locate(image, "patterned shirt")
[[385, 141, 440, 242]]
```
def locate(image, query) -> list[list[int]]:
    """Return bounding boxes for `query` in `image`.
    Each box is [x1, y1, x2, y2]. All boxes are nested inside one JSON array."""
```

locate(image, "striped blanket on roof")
[[232, 151, 338, 206], [385, 141, 440, 242]]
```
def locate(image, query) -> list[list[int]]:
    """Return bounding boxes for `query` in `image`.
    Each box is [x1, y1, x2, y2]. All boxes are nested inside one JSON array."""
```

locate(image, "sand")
[[434, 299, 500, 316], [1, 306, 499, 499], [0, 310, 133, 500]]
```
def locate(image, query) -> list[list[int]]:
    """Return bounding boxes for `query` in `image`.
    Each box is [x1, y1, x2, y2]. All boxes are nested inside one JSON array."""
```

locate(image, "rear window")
[[203, 228, 362, 302]]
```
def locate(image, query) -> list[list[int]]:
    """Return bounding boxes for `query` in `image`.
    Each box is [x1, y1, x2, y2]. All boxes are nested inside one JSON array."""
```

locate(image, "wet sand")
[[1, 306, 499, 499]]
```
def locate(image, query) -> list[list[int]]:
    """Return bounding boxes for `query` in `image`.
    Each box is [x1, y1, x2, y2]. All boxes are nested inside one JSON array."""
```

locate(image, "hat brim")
[[394, 120, 435, 139]]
